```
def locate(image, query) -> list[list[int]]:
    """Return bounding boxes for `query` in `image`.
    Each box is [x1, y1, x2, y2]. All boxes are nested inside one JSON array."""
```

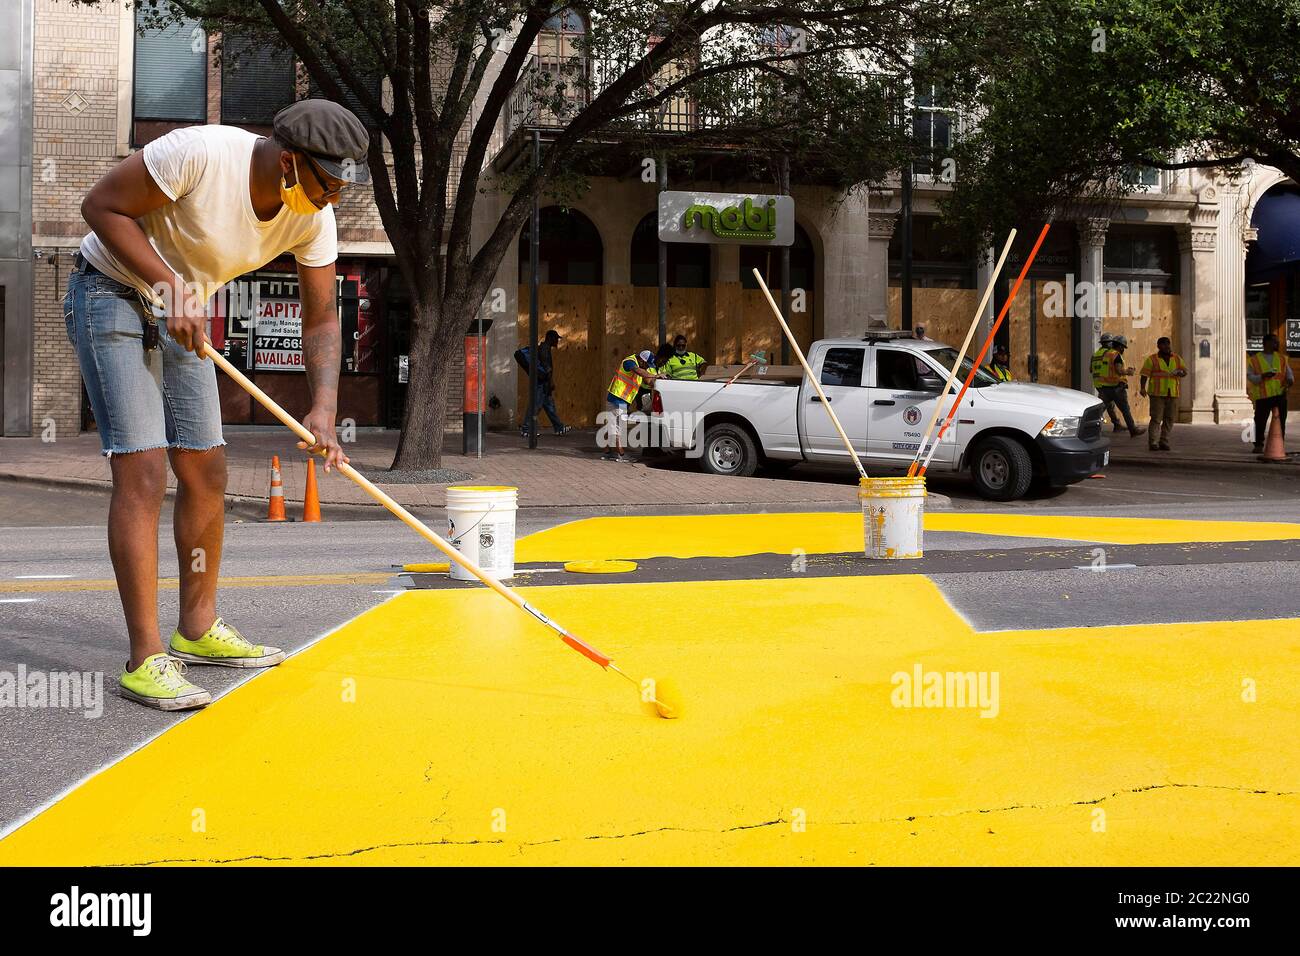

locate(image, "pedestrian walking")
[[517, 330, 571, 437]]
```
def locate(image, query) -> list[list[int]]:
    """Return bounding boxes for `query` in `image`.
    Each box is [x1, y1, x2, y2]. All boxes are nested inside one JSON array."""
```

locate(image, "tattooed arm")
[[296, 262, 349, 472]]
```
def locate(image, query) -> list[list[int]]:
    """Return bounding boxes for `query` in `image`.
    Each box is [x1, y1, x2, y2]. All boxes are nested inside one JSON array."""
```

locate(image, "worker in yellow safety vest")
[[987, 345, 1013, 382], [660, 334, 708, 381], [1138, 336, 1187, 451], [603, 349, 663, 462], [1091, 333, 1141, 436], [1246, 333, 1294, 453]]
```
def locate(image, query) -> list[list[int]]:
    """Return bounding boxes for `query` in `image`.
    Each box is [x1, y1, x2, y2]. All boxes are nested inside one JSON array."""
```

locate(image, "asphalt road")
[[2, 458, 1298, 833]]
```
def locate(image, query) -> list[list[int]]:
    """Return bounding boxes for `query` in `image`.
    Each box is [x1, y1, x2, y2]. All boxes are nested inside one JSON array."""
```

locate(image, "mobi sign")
[[658, 191, 795, 246]]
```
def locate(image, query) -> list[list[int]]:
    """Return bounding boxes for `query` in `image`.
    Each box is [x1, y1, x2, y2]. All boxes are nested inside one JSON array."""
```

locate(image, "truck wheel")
[[701, 423, 758, 477], [970, 436, 1033, 501]]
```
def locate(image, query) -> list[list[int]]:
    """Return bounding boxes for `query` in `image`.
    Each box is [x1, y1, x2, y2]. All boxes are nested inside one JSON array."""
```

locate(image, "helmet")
[[1111, 335, 1128, 348], [1099, 332, 1114, 346], [638, 349, 655, 364]]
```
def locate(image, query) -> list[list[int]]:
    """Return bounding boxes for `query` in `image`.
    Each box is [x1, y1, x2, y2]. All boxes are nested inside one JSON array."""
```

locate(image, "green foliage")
[[940, 0, 1300, 244]]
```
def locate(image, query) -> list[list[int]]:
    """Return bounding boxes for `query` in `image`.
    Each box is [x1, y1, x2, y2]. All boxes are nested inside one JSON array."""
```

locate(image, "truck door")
[[866, 348, 958, 466], [799, 345, 869, 462]]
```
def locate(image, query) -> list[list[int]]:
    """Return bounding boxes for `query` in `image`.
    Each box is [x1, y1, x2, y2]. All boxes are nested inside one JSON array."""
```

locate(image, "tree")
[[936, 0, 1300, 243], [133, 0, 958, 468]]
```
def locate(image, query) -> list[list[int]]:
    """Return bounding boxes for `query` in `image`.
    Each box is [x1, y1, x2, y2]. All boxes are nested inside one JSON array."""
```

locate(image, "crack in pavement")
[[106, 782, 1297, 866]]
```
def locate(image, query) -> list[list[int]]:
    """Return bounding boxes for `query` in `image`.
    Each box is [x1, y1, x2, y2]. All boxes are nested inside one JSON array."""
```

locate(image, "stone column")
[[1211, 212, 1253, 421], [1075, 218, 1109, 394], [1175, 199, 1221, 422], [866, 208, 896, 330], [816, 187, 872, 337]]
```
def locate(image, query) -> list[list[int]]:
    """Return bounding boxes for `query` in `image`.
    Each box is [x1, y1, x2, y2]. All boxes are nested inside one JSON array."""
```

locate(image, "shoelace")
[[210, 620, 253, 649], [150, 655, 192, 690]]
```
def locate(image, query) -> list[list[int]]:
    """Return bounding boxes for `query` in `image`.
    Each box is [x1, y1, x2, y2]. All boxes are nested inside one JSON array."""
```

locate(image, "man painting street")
[[1139, 336, 1187, 451], [67, 100, 366, 710]]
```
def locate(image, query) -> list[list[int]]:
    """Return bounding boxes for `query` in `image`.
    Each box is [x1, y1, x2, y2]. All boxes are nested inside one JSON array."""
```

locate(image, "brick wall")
[[28, 0, 450, 435], [32, 0, 124, 436]]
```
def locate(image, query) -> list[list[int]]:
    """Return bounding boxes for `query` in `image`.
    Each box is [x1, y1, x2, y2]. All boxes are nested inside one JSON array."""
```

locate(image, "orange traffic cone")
[[302, 458, 322, 523], [1258, 408, 1290, 462], [266, 455, 286, 521]]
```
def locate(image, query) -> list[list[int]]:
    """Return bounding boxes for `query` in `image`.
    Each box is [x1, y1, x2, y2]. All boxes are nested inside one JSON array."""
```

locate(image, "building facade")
[[18, 0, 427, 444], [5, 2, 1297, 441]]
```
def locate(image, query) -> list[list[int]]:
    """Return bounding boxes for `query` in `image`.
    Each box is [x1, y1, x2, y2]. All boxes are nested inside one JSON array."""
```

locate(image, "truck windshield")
[[924, 347, 1000, 388]]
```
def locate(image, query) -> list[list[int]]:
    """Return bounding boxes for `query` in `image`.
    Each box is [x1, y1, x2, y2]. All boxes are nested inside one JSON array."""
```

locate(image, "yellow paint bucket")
[[858, 476, 925, 559]]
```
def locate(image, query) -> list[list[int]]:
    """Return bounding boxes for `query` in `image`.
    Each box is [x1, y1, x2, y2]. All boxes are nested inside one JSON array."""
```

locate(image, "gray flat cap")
[[273, 100, 371, 185]]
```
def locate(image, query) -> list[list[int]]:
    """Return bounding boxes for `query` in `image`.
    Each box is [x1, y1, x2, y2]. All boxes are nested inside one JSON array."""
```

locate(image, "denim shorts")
[[64, 259, 225, 456]]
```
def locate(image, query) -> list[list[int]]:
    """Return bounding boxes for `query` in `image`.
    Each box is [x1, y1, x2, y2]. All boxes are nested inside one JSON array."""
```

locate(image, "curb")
[[0, 469, 955, 513], [1107, 454, 1299, 473]]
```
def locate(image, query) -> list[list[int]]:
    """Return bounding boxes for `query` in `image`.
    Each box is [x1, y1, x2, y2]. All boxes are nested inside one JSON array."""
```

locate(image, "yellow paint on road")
[[3, 574, 1295, 866], [516, 512, 1300, 562], [0, 572, 393, 594]]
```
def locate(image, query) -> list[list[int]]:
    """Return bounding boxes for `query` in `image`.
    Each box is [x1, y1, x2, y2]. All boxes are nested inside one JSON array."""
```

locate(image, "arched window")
[[519, 207, 603, 285], [740, 223, 815, 292], [630, 212, 711, 288]]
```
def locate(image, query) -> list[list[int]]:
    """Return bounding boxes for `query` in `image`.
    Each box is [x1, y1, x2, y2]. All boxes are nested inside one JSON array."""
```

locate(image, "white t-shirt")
[[80, 125, 337, 302]]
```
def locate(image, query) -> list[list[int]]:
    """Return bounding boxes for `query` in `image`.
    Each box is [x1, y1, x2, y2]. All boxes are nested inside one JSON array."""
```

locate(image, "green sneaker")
[[119, 654, 211, 711], [169, 617, 286, 668]]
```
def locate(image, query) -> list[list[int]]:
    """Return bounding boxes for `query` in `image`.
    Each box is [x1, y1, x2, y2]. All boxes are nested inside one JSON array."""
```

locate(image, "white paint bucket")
[[858, 476, 925, 559], [446, 485, 518, 581]]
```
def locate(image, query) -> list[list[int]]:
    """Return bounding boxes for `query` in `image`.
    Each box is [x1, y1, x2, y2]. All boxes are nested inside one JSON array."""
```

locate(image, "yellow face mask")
[[280, 155, 323, 215]]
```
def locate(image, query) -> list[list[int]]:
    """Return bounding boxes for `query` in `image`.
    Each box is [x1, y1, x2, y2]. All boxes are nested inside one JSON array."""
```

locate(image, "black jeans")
[[523, 382, 565, 433], [1097, 384, 1137, 432], [1253, 393, 1287, 445]]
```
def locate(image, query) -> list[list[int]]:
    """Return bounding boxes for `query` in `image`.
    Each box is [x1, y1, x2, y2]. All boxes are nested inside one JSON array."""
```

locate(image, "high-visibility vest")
[[608, 354, 647, 403], [1247, 351, 1286, 401], [661, 351, 705, 381], [1140, 353, 1185, 398], [988, 363, 1012, 382], [1090, 348, 1121, 387]]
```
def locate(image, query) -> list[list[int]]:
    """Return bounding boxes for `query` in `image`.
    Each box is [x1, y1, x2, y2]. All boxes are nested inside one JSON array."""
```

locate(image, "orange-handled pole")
[[916, 223, 1052, 476]]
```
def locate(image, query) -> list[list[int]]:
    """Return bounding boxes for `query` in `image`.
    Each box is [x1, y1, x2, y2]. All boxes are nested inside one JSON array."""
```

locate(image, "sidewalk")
[[0, 428, 870, 510], [2, 422, 1289, 512], [1105, 420, 1299, 469]]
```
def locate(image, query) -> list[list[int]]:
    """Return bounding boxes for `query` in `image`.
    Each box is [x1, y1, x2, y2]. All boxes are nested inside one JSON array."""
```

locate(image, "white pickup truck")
[[650, 331, 1111, 500]]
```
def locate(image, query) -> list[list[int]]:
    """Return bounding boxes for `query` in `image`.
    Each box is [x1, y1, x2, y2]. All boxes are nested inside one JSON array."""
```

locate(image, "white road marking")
[[1088, 486, 1250, 500], [0, 598, 39, 603], [14, 574, 74, 579], [1074, 563, 1139, 571]]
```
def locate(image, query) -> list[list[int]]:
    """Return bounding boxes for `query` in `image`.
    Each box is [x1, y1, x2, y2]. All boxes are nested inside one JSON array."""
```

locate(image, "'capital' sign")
[[658, 191, 795, 246]]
